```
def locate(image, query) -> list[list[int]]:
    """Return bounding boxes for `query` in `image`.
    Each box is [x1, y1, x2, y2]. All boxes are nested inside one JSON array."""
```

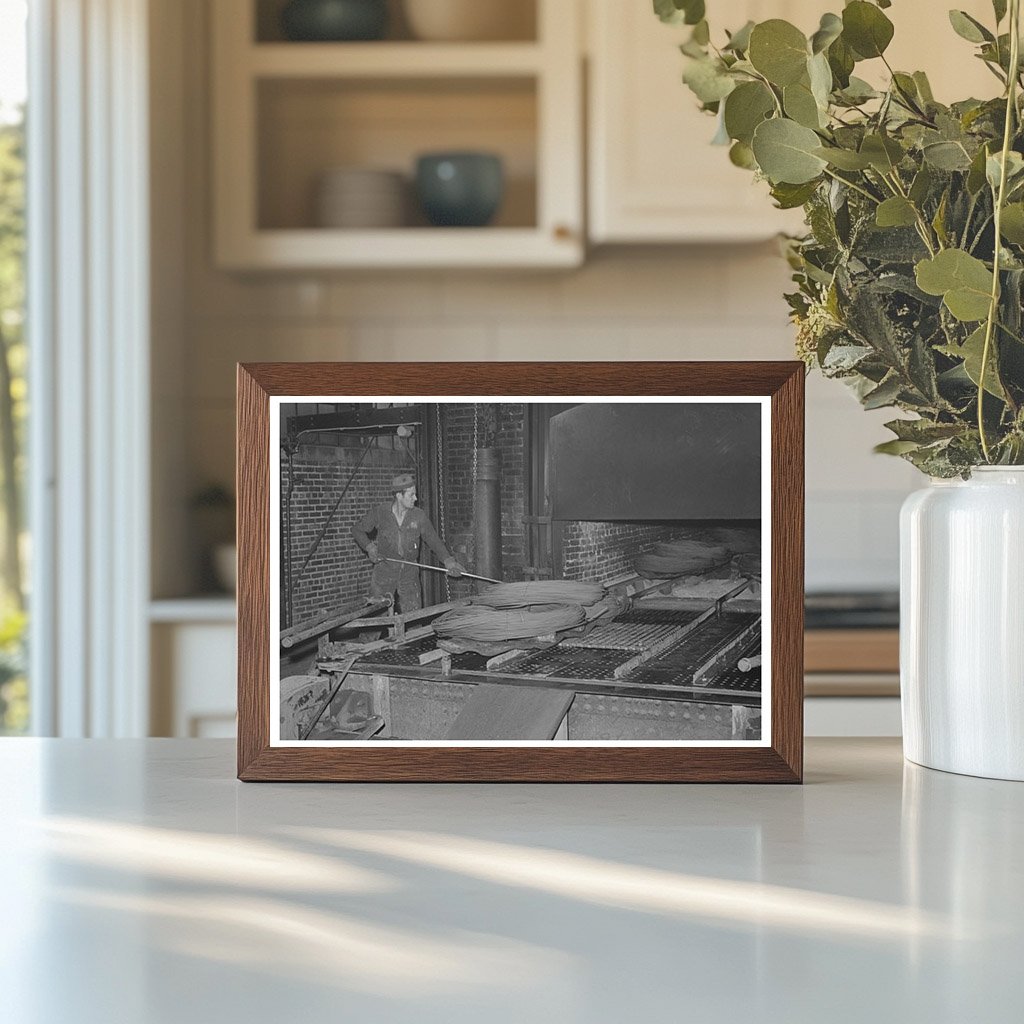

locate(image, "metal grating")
[[617, 608, 704, 626], [631, 613, 760, 689], [355, 637, 487, 671], [511, 646, 631, 680], [349, 608, 762, 695], [561, 620, 688, 651]]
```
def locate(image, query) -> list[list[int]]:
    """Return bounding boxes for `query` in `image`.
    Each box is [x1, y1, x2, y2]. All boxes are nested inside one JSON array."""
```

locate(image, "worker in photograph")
[[352, 473, 465, 612]]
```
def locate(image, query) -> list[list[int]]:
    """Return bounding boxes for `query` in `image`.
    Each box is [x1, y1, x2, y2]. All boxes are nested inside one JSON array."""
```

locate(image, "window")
[[0, 0, 27, 734]]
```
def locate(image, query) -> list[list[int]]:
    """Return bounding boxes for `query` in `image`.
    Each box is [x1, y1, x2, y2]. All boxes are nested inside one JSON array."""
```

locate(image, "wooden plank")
[[486, 649, 527, 671], [418, 648, 449, 665], [804, 629, 899, 673], [691, 618, 761, 686], [346, 659, 761, 706], [446, 684, 574, 741], [280, 599, 389, 648]]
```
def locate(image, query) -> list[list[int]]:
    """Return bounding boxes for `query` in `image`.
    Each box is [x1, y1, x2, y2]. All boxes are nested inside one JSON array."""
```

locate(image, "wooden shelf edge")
[[249, 41, 544, 78], [804, 628, 900, 674], [217, 227, 583, 270]]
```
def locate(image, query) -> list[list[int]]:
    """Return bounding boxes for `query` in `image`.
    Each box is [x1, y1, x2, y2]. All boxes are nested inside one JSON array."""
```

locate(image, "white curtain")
[[28, 0, 150, 736]]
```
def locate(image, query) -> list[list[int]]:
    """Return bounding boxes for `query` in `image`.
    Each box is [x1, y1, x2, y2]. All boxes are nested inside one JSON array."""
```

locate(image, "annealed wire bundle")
[[706, 527, 759, 555], [432, 604, 587, 642], [635, 540, 730, 578], [470, 580, 606, 609]]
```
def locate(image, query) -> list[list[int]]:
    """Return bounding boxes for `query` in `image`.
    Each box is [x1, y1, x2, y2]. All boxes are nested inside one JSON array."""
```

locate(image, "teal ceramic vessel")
[[415, 152, 505, 227], [281, 0, 388, 42]]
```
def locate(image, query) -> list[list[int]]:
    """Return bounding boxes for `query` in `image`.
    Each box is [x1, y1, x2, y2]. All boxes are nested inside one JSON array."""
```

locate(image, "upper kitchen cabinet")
[[212, 0, 583, 269], [586, 0, 997, 245], [587, 1, 794, 243], [587, 0, 819, 244]]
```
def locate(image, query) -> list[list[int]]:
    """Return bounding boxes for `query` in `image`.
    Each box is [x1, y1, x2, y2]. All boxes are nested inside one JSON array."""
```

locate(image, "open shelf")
[[249, 41, 544, 77], [213, 0, 581, 268], [257, 77, 537, 231], [254, 0, 538, 44]]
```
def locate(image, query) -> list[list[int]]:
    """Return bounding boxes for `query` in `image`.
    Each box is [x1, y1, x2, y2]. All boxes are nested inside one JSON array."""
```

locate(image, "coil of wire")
[[469, 580, 606, 609], [635, 540, 730, 578], [432, 604, 587, 642]]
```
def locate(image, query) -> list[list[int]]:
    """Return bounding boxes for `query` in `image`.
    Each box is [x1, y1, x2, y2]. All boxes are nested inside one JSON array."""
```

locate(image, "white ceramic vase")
[[900, 467, 1024, 780]]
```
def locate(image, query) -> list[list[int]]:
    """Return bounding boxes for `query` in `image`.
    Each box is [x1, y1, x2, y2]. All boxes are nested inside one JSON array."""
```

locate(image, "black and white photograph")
[[272, 397, 769, 746]]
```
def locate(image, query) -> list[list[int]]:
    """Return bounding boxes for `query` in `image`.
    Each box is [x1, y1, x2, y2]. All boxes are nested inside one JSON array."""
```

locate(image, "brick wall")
[[561, 521, 679, 583], [281, 442, 409, 627]]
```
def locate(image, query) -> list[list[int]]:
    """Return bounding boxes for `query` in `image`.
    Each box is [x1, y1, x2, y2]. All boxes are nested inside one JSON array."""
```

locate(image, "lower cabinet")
[[150, 602, 237, 738]]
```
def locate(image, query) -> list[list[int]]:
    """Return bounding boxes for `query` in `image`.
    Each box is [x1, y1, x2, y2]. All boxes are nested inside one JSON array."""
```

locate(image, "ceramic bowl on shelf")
[[414, 152, 504, 227], [402, 0, 533, 41], [280, 0, 388, 42], [315, 167, 408, 228]]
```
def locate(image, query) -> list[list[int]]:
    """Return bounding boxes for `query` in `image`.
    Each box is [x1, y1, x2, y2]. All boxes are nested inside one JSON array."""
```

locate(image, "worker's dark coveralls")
[[352, 504, 454, 612]]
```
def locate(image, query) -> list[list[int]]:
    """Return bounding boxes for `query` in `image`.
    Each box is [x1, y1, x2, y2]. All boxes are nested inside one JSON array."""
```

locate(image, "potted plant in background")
[[657, 0, 1024, 779], [192, 484, 237, 596]]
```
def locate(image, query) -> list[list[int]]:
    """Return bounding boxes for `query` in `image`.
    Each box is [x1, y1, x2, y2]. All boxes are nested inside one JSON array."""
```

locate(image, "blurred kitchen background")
[[1, 0, 997, 739]]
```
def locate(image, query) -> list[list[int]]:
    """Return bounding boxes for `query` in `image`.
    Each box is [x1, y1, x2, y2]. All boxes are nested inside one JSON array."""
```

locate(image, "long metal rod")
[[299, 654, 360, 741], [290, 439, 374, 594], [383, 557, 501, 585]]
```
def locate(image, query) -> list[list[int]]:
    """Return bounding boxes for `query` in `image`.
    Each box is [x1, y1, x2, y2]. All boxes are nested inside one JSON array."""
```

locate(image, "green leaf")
[[770, 180, 820, 209], [810, 12, 843, 54], [729, 140, 757, 169], [967, 144, 991, 194], [1000, 203, 1024, 244], [827, 35, 855, 89], [932, 190, 950, 247], [993, 0, 1008, 24], [683, 57, 736, 104], [751, 118, 828, 184], [948, 10, 994, 44], [922, 140, 973, 171], [842, 1, 895, 59], [876, 197, 918, 228], [837, 76, 879, 104], [909, 164, 933, 205], [874, 439, 922, 455], [691, 19, 710, 45], [938, 325, 1006, 398], [915, 249, 994, 322], [862, 374, 903, 409], [807, 51, 833, 109], [986, 150, 1024, 191], [913, 71, 935, 104], [884, 418, 964, 443], [748, 20, 809, 87], [724, 20, 755, 53], [723, 81, 775, 144], [653, 0, 705, 26], [784, 80, 824, 129], [814, 146, 872, 170], [860, 133, 904, 173]]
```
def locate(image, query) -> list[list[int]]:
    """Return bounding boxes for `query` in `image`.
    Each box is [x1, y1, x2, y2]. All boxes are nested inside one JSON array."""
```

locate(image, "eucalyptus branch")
[[884, 170, 939, 255], [822, 167, 880, 205], [978, 0, 1021, 461]]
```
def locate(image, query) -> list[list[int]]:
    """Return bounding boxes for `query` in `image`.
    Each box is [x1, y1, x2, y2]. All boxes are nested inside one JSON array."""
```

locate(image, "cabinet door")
[[588, 0, 994, 244], [588, 0, 813, 243]]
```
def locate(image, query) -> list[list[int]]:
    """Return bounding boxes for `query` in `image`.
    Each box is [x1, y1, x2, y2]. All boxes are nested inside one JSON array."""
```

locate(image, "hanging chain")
[[472, 403, 479, 490], [435, 405, 450, 601]]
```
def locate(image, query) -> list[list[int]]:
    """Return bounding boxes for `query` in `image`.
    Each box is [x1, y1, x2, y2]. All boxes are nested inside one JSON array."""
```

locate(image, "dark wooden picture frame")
[[237, 362, 804, 782]]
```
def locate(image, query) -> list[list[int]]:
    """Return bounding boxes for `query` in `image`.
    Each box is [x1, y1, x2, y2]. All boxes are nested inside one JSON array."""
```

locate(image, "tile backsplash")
[[181, 246, 917, 593]]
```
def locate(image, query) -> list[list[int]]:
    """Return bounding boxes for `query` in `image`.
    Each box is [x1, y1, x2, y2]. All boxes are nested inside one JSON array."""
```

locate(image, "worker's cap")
[[390, 473, 415, 492]]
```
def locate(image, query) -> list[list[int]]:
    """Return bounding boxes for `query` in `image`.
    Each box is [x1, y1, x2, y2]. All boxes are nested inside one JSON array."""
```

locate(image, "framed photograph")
[[237, 362, 804, 782]]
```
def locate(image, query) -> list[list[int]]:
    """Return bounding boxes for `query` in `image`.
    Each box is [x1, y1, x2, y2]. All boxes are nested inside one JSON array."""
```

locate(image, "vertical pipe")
[[474, 447, 502, 582]]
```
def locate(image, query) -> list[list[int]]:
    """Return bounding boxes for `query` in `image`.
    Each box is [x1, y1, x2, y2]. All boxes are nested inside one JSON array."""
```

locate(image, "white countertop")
[[1, 738, 1020, 1023]]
